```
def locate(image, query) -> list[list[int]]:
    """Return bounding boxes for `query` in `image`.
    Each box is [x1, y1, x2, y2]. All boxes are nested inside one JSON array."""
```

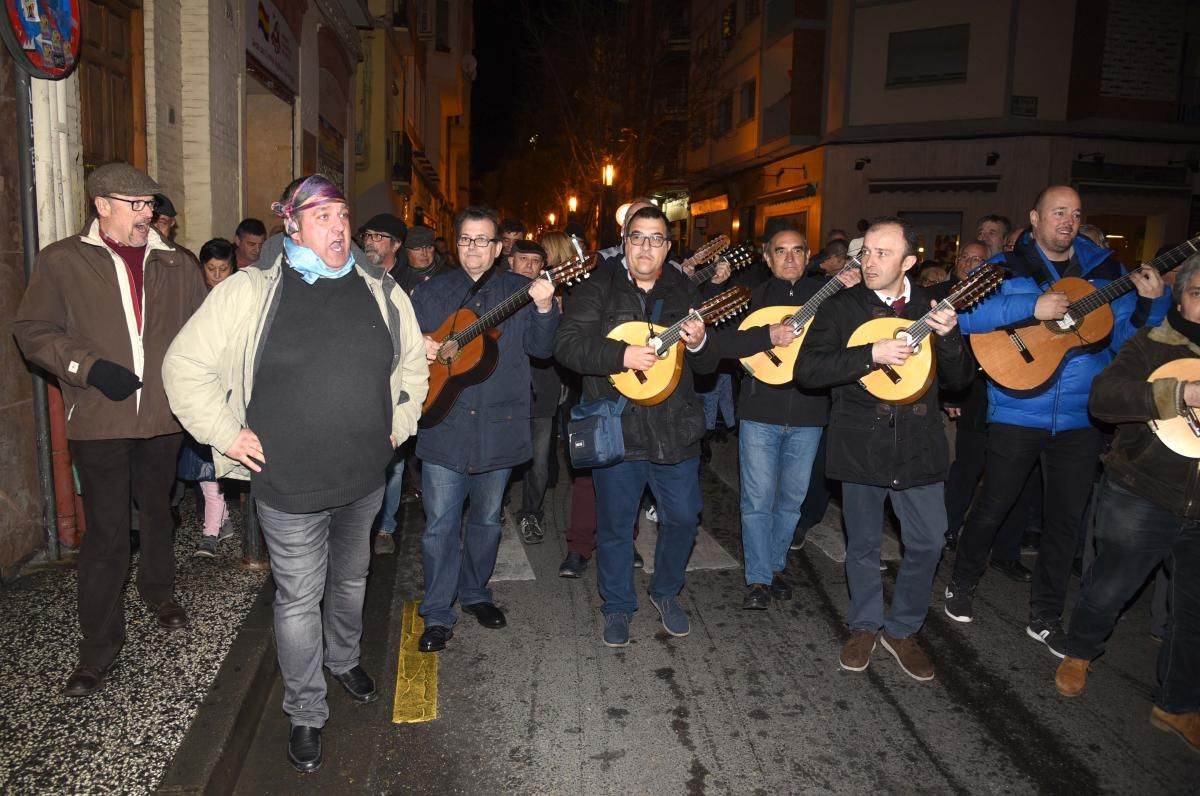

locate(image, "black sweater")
[[247, 266, 394, 513]]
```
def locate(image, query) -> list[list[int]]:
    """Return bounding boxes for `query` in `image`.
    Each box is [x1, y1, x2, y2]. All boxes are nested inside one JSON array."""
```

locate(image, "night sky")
[[470, 2, 527, 179]]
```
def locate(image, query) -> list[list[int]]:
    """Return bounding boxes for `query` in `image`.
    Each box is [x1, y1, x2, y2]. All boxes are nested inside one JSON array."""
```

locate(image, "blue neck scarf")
[[283, 237, 356, 285]]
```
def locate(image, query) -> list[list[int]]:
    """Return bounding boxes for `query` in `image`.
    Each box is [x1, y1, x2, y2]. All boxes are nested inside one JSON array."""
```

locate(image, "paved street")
[[219, 437, 1197, 794]]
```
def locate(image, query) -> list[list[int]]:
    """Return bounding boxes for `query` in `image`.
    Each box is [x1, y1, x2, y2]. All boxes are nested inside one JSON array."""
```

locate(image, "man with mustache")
[[163, 175, 428, 773], [14, 163, 207, 697], [944, 186, 1170, 655]]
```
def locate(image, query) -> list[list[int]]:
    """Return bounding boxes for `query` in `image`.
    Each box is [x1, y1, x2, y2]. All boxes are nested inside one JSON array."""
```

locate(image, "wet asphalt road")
[[231, 439, 1198, 794]]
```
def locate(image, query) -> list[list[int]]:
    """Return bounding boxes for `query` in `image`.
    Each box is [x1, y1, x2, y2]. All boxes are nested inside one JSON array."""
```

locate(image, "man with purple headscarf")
[[163, 175, 429, 773]]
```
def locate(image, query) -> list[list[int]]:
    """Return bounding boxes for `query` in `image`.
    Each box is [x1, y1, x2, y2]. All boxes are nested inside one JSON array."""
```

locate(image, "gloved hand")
[[86, 359, 142, 401]]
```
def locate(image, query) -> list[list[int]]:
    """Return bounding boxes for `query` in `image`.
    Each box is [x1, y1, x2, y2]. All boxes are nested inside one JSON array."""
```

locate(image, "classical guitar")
[[847, 264, 1004, 404], [1147, 359, 1200, 459], [420, 253, 597, 428], [689, 243, 754, 285], [607, 286, 752, 406], [738, 245, 864, 385], [972, 235, 1200, 391]]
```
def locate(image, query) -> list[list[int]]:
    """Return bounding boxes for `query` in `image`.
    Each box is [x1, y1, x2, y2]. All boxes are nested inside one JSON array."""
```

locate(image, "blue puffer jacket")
[[411, 267, 560, 473], [959, 232, 1169, 433]]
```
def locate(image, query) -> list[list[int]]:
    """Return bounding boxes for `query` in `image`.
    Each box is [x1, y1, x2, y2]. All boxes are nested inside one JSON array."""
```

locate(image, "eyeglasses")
[[457, 235, 497, 248], [105, 196, 157, 212], [362, 232, 394, 243], [956, 254, 985, 264], [626, 232, 670, 248]]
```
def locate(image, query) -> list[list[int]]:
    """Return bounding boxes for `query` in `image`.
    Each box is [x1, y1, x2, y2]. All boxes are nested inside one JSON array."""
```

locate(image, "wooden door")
[[79, 0, 144, 173]]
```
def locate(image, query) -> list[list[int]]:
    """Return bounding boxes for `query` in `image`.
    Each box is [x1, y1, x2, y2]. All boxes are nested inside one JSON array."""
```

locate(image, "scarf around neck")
[[283, 237, 356, 285]]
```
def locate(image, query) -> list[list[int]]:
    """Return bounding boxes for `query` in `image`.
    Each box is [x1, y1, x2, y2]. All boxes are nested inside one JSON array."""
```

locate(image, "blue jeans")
[[739, 420, 822, 585], [701, 373, 736, 430], [375, 450, 404, 534], [1065, 478, 1200, 713], [592, 457, 701, 615], [842, 482, 947, 638], [256, 486, 383, 727], [419, 463, 512, 628]]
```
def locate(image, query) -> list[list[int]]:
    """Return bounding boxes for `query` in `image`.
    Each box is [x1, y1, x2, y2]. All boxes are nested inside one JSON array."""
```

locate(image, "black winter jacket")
[[554, 259, 720, 464], [795, 282, 974, 488], [715, 276, 831, 427], [1089, 319, 1200, 519]]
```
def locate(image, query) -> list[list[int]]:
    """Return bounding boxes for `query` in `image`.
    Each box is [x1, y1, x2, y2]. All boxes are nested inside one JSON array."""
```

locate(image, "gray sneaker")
[[193, 535, 219, 558], [373, 532, 396, 555], [519, 515, 544, 545], [603, 613, 632, 647], [649, 594, 690, 637], [217, 520, 236, 542]]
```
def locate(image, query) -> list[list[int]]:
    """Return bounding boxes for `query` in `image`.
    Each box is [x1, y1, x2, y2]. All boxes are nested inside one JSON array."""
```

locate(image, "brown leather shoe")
[[839, 630, 878, 672], [64, 665, 109, 697], [147, 598, 190, 630], [1150, 706, 1200, 754], [880, 631, 934, 681], [1055, 656, 1089, 697]]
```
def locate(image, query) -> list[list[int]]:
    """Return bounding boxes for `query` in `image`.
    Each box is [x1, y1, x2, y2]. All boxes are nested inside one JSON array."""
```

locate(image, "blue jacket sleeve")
[[958, 277, 1040, 335], [523, 300, 560, 358], [1108, 287, 1170, 354]]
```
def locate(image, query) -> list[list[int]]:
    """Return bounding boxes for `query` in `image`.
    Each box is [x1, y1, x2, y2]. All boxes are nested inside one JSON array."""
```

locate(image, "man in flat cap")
[[359, 213, 407, 279], [13, 162, 208, 697], [394, 225, 447, 295]]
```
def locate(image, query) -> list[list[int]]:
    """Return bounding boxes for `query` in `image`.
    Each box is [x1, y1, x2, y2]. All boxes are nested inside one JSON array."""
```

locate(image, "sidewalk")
[[0, 495, 268, 794]]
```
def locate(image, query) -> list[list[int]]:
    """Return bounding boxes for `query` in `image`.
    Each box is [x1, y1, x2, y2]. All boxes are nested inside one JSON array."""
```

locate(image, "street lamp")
[[568, 195, 578, 213], [548, 212, 557, 226], [602, 163, 615, 186]]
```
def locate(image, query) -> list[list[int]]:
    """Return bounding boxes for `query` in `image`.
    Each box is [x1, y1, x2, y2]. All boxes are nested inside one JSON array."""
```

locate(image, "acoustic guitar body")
[[607, 321, 684, 406], [971, 276, 1115, 391], [738, 306, 809, 385], [847, 317, 936, 404], [1148, 359, 1200, 459], [420, 308, 501, 428]]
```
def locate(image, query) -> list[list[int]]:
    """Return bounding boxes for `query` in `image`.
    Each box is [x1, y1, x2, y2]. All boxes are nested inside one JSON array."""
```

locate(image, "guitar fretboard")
[[1052, 236, 1200, 326], [787, 255, 862, 330]]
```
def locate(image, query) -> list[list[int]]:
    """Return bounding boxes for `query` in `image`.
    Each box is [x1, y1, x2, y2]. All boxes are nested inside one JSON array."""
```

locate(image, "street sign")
[[1, 0, 81, 80]]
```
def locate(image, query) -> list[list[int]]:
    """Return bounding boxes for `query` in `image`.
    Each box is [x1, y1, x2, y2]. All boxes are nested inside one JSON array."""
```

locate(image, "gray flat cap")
[[87, 163, 161, 199]]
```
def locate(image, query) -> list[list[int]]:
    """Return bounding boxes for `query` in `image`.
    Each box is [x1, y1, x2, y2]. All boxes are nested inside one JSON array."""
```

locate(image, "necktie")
[[891, 297, 906, 316]]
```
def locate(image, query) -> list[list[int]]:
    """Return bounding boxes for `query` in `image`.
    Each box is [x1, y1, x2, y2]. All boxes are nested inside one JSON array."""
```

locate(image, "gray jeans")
[[257, 486, 383, 727]]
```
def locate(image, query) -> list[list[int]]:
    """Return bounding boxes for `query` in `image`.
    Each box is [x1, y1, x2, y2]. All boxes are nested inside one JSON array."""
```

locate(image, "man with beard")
[[359, 213, 407, 276], [164, 175, 428, 772], [944, 186, 1169, 655], [14, 163, 207, 696]]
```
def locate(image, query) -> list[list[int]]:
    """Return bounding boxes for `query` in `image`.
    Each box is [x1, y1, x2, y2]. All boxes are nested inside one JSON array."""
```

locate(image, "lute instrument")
[[848, 264, 1003, 403], [607, 286, 752, 405], [1147, 358, 1200, 459], [689, 243, 754, 285]]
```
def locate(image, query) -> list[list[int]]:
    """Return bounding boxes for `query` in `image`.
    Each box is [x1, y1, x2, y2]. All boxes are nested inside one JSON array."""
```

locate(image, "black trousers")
[[945, 426, 1038, 562], [951, 423, 1100, 621], [797, 426, 831, 531], [70, 433, 182, 669]]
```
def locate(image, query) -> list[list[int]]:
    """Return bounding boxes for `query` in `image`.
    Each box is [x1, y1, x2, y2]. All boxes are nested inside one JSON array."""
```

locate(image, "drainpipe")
[[15, 70, 60, 560]]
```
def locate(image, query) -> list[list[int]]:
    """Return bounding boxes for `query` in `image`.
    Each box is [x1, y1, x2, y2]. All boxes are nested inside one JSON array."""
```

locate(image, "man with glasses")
[[358, 213, 407, 275], [14, 163, 207, 696], [409, 206, 559, 653], [555, 205, 719, 647]]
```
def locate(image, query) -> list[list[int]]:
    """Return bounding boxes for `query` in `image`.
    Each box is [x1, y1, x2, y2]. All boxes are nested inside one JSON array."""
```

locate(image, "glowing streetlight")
[[568, 195, 578, 213], [548, 212, 557, 226], [602, 163, 615, 186]]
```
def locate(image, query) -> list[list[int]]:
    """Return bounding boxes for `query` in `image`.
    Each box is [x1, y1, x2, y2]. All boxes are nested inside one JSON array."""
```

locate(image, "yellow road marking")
[[392, 600, 438, 723]]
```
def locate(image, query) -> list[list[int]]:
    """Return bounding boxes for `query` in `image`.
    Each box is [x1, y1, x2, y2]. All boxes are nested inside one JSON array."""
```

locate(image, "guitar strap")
[[465, 263, 497, 299]]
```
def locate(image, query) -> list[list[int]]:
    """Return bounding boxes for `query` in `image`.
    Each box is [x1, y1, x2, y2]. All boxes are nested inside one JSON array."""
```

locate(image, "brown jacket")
[[13, 220, 207, 440], [1089, 319, 1200, 519]]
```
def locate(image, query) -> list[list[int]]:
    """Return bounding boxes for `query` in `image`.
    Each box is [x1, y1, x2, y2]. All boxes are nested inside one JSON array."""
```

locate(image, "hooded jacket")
[[13, 220, 207, 440], [959, 232, 1169, 432]]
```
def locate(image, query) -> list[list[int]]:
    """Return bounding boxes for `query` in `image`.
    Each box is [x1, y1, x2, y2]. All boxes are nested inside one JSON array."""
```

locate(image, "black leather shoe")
[[332, 665, 377, 703], [418, 625, 453, 652], [287, 725, 323, 773], [742, 584, 770, 610], [64, 665, 108, 697], [462, 602, 506, 629], [147, 598, 189, 629], [559, 552, 589, 578], [770, 573, 793, 600], [989, 558, 1033, 583]]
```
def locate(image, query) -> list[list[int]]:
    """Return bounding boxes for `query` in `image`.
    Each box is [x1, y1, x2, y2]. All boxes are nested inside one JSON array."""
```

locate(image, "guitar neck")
[[788, 264, 855, 328], [451, 277, 543, 346], [655, 310, 703, 349], [1067, 237, 1200, 318], [690, 260, 718, 285]]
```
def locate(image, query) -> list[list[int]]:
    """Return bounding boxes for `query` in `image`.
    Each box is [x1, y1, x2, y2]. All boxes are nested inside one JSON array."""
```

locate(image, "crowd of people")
[[11, 162, 1199, 773]]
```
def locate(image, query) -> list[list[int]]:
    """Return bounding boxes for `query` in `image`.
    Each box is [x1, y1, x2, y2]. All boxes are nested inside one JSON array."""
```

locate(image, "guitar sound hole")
[[437, 340, 461, 364]]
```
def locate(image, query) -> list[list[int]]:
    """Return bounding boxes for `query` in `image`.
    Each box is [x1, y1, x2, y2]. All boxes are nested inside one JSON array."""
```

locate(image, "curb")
[[157, 577, 277, 794]]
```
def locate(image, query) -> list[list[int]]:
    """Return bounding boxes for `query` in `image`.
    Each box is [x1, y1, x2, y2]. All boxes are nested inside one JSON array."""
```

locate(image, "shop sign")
[[246, 0, 297, 94], [1, 0, 81, 79]]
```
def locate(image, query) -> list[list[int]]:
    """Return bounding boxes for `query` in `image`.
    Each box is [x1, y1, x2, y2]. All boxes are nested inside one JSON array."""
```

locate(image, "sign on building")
[[246, 0, 297, 94]]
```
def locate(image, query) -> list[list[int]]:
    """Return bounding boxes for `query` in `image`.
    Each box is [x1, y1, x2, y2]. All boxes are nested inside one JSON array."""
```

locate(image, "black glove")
[[86, 359, 143, 401]]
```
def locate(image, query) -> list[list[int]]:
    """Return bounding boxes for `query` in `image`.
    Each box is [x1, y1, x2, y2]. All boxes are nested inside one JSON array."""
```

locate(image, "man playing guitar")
[[555, 206, 718, 648]]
